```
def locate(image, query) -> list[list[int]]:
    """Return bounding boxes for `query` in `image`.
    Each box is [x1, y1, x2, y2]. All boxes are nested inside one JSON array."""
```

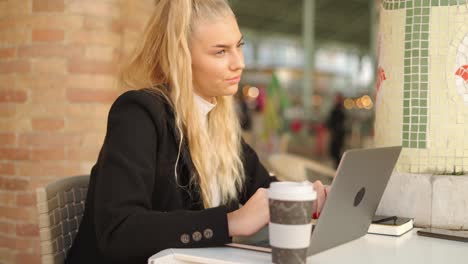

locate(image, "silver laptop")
[[229, 146, 402, 256]]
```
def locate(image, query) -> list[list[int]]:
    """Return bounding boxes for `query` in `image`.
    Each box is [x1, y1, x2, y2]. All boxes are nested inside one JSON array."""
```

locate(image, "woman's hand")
[[311, 180, 331, 219], [227, 188, 269, 237]]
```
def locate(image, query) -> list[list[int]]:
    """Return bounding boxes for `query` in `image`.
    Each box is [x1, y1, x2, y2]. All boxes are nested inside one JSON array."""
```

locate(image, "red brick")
[[68, 59, 118, 75], [0, 74, 15, 90], [17, 192, 36, 207], [70, 30, 120, 46], [0, 221, 15, 235], [0, 206, 36, 221], [0, 236, 35, 250], [32, 29, 64, 42], [0, 61, 30, 74], [32, 0, 64, 12], [0, 191, 16, 206], [16, 252, 40, 264], [0, 148, 30, 161], [0, 105, 16, 118], [31, 147, 65, 161], [67, 147, 99, 161], [0, 163, 15, 175], [17, 162, 82, 178], [66, 88, 118, 103], [0, 48, 15, 59], [0, 89, 27, 103], [16, 223, 39, 237], [18, 45, 84, 59], [18, 133, 82, 147], [0, 177, 29, 191], [0, 133, 16, 146], [67, 1, 119, 18], [32, 117, 64, 131]]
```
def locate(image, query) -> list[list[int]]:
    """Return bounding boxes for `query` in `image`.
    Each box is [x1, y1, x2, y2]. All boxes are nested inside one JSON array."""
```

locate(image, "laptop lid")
[[308, 146, 402, 256]]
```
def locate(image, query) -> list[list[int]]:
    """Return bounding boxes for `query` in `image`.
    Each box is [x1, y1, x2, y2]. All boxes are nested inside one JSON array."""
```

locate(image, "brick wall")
[[0, 0, 154, 263]]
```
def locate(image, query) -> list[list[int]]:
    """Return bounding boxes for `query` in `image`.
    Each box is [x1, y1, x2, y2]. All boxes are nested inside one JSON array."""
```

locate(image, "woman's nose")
[[230, 50, 245, 71]]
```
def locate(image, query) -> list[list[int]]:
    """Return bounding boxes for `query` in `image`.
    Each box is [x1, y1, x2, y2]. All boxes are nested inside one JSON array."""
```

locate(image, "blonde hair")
[[118, 0, 245, 208]]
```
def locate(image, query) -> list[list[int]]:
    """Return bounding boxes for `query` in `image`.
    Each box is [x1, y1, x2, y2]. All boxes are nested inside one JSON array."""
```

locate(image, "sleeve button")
[[203, 228, 213, 239], [192, 231, 202, 242], [180, 233, 190, 244]]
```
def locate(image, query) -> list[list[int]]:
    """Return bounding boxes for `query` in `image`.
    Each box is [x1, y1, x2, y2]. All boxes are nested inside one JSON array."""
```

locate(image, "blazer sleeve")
[[93, 91, 230, 263], [239, 141, 278, 205]]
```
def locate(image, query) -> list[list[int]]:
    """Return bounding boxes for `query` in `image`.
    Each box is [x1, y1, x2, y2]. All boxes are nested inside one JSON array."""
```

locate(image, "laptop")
[[227, 146, 402, 257]]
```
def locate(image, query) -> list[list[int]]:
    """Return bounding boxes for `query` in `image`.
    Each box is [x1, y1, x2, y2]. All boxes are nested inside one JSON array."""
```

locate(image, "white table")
[[148, 229, 468, 264]]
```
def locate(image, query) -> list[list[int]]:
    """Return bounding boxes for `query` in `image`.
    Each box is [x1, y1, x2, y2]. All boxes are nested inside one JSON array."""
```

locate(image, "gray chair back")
[[36, 175, 89, 264]]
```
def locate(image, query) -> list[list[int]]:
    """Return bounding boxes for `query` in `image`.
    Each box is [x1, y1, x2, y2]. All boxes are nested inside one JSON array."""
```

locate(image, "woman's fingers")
[[312, 180, 325, 217]]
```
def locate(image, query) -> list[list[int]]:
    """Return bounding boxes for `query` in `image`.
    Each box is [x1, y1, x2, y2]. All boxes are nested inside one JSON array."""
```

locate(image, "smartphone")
[[417, 228, 468, 242]]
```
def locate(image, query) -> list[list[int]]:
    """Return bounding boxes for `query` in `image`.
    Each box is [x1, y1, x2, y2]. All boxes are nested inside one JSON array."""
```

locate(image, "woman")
[[66, 0, 328, 263]]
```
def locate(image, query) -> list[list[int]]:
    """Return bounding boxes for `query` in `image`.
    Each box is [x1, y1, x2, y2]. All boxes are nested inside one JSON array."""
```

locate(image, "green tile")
[[421, 50, 429, 56], [404, 67, 411, 74], [407, 9, 413, 16], [421, 75, 428, 82], [405, 51, 411, 57], [414, 25, 421, 32], [422, 16, 429, 23], [421, 41, 429, 48], [420, 124, 427, 131], [412, 58, 419, 64], [421, 66, 428, 72], [404, 100, 410, 107], [404, 75, 411, 82], [420, 116, 427, 123], [411, 141, 418, 148], [403, 141, 409, 147], [421, 91, 428, 97], [431, 0, 439, 6], [405, 42, 411, 49], [405, 33, 412, 41], [403, 133, 409, 140], [450, 0, 458, 5], [412, 91, 419, 97], [412, 116, 419, 122], [440, 0, 448, 5], [421, 58, 428, 65], [412, 66, 419, 72], [420, 133, 426, 140], [415, 16, 421, 23], [420, 100, 427, 107], [422, 24, 429, 31], [423, 0, 430, 5], [413, 32, 419, 39], [422, 8, 430, 15], [412, 40, 419, 47], [411, 133, 418, 140], [415, 8, 422, 15], [407, 1, 413, 8], [411, 124, 419, 131], [412, 75, 419, 81], [413, 108, 420, 114], [415, 0, 422, 6], [419, 141, 426, 148], [399, 2, 406, 8], [405, 58, 411, 65], [420, 108, 427, 115], [404, 109, 410, 116], [420, 83, 428, 90], [406, 25, 413, 33], [404, 116, 410, 123]]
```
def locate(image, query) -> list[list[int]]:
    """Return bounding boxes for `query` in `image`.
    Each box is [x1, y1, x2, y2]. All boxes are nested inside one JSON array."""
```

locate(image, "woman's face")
[[190, 15, 245, 102]]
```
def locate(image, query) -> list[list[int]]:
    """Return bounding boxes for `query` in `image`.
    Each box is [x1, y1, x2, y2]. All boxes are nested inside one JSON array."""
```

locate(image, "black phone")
[[417, 228, 468, 242]]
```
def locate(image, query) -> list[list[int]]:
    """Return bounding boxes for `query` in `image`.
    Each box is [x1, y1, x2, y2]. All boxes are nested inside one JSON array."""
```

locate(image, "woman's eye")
[[216, 50, 226, 55], [238, 42, 245, 48]]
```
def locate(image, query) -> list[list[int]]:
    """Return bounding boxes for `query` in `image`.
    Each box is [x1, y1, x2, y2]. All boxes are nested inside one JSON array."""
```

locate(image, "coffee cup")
[[268, 181, 316, 264]]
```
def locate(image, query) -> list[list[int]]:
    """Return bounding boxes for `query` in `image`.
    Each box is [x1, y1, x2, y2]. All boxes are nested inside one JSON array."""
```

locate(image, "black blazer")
[[66, 89, 276, 264]]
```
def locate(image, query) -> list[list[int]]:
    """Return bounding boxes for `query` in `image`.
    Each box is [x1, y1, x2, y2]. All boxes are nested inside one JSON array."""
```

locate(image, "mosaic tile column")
[[375, 0, 468, 174]]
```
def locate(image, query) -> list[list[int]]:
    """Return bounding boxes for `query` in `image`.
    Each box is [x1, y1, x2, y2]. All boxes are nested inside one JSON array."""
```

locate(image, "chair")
[[36, 175, 89, 264], [268, 153, 336, 184]]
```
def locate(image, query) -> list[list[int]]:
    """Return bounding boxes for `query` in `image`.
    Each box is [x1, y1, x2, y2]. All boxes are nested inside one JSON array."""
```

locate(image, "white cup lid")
[[268, 181, 317, 201]]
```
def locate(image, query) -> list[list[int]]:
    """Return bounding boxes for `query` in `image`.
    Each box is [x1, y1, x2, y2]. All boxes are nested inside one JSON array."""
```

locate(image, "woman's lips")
[[226, 76, 241, 84]]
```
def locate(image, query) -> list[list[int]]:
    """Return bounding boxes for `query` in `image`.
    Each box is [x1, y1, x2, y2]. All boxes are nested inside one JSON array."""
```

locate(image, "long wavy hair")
[[118, 0, 245, 208]]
